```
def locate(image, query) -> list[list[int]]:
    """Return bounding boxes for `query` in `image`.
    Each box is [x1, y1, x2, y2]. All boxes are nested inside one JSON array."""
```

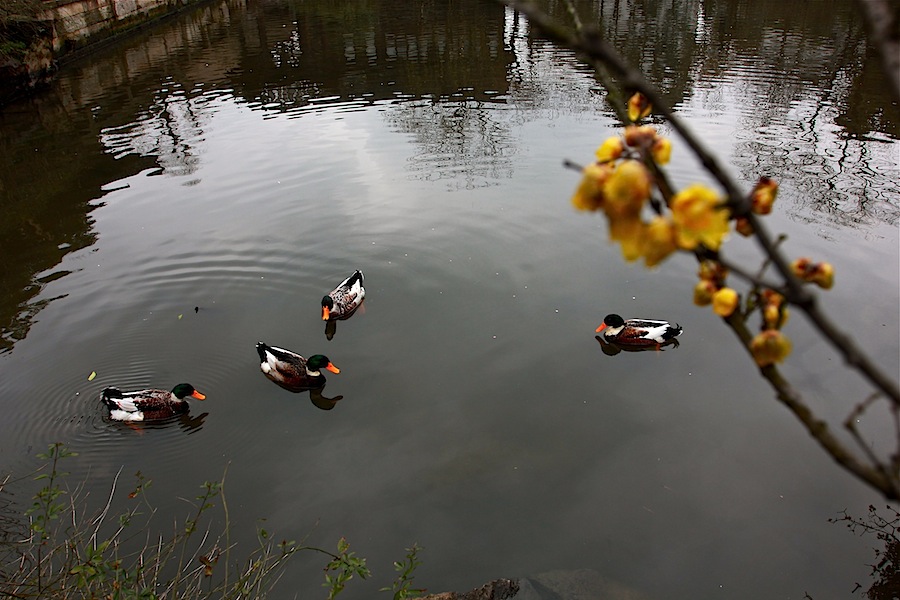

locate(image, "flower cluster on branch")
[[571, 92, 836, 369]]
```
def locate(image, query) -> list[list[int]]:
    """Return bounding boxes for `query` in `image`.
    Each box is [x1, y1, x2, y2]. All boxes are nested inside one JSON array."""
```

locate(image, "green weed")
[[0, 443, 426, 599]]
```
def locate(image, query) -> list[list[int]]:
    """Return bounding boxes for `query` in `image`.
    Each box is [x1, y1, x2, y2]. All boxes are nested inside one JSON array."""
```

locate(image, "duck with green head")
[[101, 383, 206, 422], [256, 342, 340, 392]]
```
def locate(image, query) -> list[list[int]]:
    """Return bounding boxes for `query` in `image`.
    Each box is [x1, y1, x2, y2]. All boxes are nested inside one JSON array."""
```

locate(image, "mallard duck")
[[101, 384, 206, 422], [595, 314, 682, 347], [322, 270, 365, 321], [256, 342, 340, 391]]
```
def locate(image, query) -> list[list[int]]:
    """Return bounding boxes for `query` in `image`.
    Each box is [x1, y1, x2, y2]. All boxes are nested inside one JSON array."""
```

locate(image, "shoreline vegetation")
[[0, 443, 422, 599]]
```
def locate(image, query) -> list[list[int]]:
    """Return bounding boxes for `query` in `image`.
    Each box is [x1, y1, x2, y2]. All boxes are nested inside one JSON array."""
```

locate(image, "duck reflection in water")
[[322, 270, 365, 340], [260, 378, 344, 410], [256, 342, 343, 410], [110, 411, 210, 434]]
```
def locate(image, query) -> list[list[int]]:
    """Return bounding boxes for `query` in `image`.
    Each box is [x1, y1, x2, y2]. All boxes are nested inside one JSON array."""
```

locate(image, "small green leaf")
[[88, 371, 97, 381]]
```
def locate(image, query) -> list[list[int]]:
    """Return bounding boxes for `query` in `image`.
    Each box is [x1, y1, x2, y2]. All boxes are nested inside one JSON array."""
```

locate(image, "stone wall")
[[1, 0, 209, 105], [42, 0, 195, 52]]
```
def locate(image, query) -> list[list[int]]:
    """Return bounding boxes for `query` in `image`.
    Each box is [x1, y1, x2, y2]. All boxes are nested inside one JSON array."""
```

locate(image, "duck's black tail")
[[666, 324, 683, 340], [349, 270, 364, 286], [257, 342, 298, 363], [100, 387, 123, 409]]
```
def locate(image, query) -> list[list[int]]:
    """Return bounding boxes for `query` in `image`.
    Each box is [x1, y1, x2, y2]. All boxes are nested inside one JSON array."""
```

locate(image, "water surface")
[[0, 1, 898, 598]]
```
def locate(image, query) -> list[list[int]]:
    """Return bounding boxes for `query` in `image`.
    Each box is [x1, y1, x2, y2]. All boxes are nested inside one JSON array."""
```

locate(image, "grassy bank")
[[0, 443, 425, 599]]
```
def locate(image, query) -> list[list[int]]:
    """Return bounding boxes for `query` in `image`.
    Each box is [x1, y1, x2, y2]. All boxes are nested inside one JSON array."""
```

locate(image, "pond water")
[[1, 0, 898, 598]]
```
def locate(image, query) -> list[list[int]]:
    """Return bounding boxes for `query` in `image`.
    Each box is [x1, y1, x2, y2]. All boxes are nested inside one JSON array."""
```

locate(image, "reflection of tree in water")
[[714, 18, 899, 229], [382, 8, 616, 190], [688, 0, 899, 229], [831, 505, 900, 599], [734, 102, 900, 231], [99, 81, 210, 178], [384, 99, 515, 190]]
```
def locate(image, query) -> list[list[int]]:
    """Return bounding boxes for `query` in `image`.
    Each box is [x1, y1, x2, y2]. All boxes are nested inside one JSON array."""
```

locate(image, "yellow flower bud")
[[698, 260, 728, 284], [624, 125, 658, 149], [811, 262, 835, 289], [712, 287, 739, 317], [791, 257, 812, 279], [751, 177, 778, 215], [627, 92, 652, 122], [651, 137, 672, 165], [760, 289, 785, 308], [735, 216, 754, 237], [790, 258, 835, 289], [693, 280, 716, 306], [596, 137, 624, 163], [750, 330, 792, 367], [763, 303, 789, 329]]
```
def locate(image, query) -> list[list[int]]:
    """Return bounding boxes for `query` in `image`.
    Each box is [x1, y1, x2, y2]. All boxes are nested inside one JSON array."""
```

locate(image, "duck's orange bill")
[[192, 391, 207, 400], [322, 307, 330, 321], [595, 323, 607, 333], [326, 363, 340, 374]]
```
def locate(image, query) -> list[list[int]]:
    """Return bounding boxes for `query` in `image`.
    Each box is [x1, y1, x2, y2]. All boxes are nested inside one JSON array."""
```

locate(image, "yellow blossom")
[[761, 290, 788, 329], [571, 162, 613, 211], [670, 184, 730, 250], [651, 137, 672, 165], [642, 216, 677, 267], [750, 330, 792, 367], [693, 280, 717, 306], [751, 177, 778, 215], [596, 137, 624, 163], [712, 287, 739, 317], [602, 159, 651, 218], [627, 92, 652, 122], [608, 215, 646, 262]]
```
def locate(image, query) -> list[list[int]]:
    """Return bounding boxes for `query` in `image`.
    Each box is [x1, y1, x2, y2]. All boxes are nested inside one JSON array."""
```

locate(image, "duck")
[[101, 383, 206, 422], [595, 314, 682, 347], [322, 270, 365, 321], [256, 342, 340, 391]]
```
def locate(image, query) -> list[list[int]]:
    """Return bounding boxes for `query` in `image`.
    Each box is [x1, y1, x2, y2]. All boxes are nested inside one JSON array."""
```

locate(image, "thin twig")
[[89, 466, 122, 547]]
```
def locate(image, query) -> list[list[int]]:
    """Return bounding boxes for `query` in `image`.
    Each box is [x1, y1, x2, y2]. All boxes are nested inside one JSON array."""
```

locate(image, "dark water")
[[0, 0, 898, 598]]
